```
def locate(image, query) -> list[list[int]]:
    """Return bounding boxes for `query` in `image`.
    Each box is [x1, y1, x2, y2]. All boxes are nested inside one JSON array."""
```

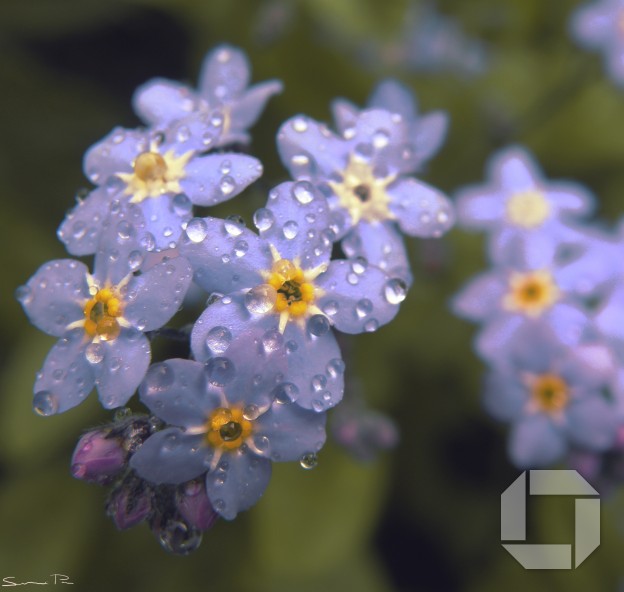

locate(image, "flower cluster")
[[453, 145, 624, 471], [17, 45, 454, 553]]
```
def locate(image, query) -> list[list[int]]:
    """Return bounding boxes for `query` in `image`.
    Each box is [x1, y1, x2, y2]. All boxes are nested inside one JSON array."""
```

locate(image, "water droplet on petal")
[[172, 193, 192, 216], [292, 181, 315, 205], [33, 391, 58, 416], [283, 220, 299, 240], [116, 220, 133, 241], [364, 319, 379, 332], [273, 382, 299, 404], [243, 404, 261, 420], [128, 250, 144, 271], [223, 215, 245, 236], [144, 363, 175, 393], [205, 357, 236, 386], [292, 117, 308, 133], [326, 358, 345, 378], [205, 326, 232, 354], [15, 285, 32, 305], [384, 278, 407, 304], [157, 520, 203, 555], [355, 298, 373, 318], [253, 208, 275, 232], [322, 300, 339, 316], [300, 452, 318, 469], [262, 329, 283, 353], [245, 284, 277, 314], [85, 342, 105, 364], [307, 314, 331, 336], [220, 176, 236, 196]]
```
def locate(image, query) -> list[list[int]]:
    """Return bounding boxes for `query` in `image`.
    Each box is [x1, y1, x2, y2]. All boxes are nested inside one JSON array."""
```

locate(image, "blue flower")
[[570, 0, 624, 86], [16, 252, 193, 414], [180, 181, 404, 411], [133, 44, 283, 149], [483, 324, 623, 468], [451, 245, 606, 361], [59, 127, 263, 256], [276, 103, 454, 285], [455, 146, 594, 268], [129, 344, 326, 520]]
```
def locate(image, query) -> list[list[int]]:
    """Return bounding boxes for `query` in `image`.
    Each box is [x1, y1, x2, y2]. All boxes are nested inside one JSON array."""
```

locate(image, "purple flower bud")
[[176, 480, 219, 531], [108, 484, 152, 530], [71, 429, 126, 485]]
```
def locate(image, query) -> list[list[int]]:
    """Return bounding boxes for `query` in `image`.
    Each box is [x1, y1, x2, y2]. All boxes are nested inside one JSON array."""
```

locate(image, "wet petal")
[[83, 127, 147, 184], [139, 359, 221, 428], [132, 78, 198, 127], [33, 330, 94, 415], [253, 402, 326, 462], [260, 180, 333, 268], [315, 260, 401, 334], [19, 259, 89, 337], [330, 98, 359, 134], [205, 448, 271, 520], [199, 45, 250, 103], [58, 188, 111, 256], [341, 221, 412, 287], [179, 216, 270, 295], [228, 80, 283, 133], [180, 153, 263, 206], [277, 115, 346, 180], [123, 255, 193, 331], [130, 428, 210, 484], [280, 324, 344, 411], [388, 177, 454, 237], [94, 329, 151, 409]]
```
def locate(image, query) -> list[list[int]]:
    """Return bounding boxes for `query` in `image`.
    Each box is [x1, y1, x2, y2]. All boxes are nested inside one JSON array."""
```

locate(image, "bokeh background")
[[2, 0, 624, 590]]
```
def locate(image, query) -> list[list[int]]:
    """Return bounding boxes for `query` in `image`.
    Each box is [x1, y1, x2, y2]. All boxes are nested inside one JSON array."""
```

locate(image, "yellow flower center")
[[529, 373, 569, 414], [268, 259, 315, 317], [117, 145, 193, 203], [83, 287, 123, 341], [328, 154, 396, 224], [506, 189, 550, 228], [205, 406, 253, 451], [502, 270, 559, 317]]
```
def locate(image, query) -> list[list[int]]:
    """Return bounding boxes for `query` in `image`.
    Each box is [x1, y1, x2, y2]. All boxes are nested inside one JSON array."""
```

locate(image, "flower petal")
[[199, 45, 251, 103], [123, 255, 193, 331], [140, 359, 221, 428], [508, 415, 567, 468], [368, 79, 417, 120], [227, 80, 283, 133], [260, 180, 333, 268], [315, 260, 401, 334], [341, 221, 413, 287], [33, 330, 94, 415], [455, 188, 505, 229], [180, 153, 263, 207], [491, 147, 542, 193], [253, 402, 326, 462], [19, 260, 89, 337], [132, 78, 198, 127], [388, 177, 454, 237], [205, 448, 271, 520], [565, 396, 620, 451], [130, 428, 210, 484], [451, 271, 505, 322], [179, 216, 270, 295], [94, 329, 151, 409]]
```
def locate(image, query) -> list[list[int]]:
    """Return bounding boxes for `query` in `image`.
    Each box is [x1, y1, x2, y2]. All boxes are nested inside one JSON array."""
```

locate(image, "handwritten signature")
[[2, 575, 73, 587]]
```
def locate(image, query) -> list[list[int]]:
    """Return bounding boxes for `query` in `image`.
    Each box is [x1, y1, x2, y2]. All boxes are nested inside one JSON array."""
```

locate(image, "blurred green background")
[[2, 0, 624, 590]]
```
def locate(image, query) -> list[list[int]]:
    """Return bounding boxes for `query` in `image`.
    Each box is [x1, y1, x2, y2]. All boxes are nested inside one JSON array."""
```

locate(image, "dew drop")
[[205, 326, 232, 354], [158, 520, 203, 556], [33, 391, 58, 416], [292, 117, 308, 133], [292, 181, 315, 205], [262, 329, 283, 353], [253, 208, 275, 232], [144, 363, 175, 393], [244, 284, 277, 314], [273, 382, 299, 404], [283, 220, 299, 240], [243, 404, 261, 420], [233, 240, 248, 257], [300, 452, 318, 469], [206, 357, 236, 386], [15, 285, 32, 305], [307, 314, 331, 336], [326, 358, 345, 378], [322, 300, 339, 316], [355, 298, 373, 318], [172, 193, 192, 216], [116, 220, 133, 240], [364, 319, 379, 332], [384, 278, 407, 304], [220, 176, 236, 196], [224, 215, 245, 236], [127, 250, 144, 271], [85, 343, 105, 364]]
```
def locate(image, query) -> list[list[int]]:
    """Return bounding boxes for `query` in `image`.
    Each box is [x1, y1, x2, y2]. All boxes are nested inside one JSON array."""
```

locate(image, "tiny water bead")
[[205, 357, 236, 386], [83, 286, 124, 341], [506, 189, 550, 228], [33, 390, 59, 416], [299, 452, 318, 469], [502, 270, 560, 317], [205, 326, 232, 354], [206, 406, 253, 450], [384, 278, 408, 304], [527, 373, 569, 414]]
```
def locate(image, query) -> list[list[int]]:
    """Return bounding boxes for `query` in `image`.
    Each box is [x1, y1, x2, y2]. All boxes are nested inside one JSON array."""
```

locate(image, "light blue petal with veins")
[[33, 330, 94, 415], [20, 259, 89, 337], [94, 329, 151, 409], [130, 428, 210, 484], [205, 448, 271, 520]]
